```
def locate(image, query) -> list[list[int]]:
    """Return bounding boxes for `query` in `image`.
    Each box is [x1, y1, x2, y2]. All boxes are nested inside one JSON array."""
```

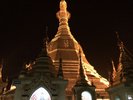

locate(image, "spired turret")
[[72, 51, 96, 100], [112, 32, 133, 85], [13, 38, 68, 100], [107, 32, 133, 100], [31, 38, 55, 78], [48, 0, 109, 99]]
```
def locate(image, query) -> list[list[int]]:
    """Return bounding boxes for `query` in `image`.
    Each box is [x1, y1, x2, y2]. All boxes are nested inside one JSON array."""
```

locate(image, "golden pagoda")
[[47, 0, 109, 99]]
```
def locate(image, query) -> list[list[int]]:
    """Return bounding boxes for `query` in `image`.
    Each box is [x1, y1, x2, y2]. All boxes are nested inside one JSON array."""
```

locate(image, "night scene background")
[[0, 0, 133, 82]]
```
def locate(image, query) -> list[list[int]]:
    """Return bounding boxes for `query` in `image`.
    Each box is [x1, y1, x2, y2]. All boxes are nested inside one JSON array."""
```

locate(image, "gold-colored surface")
[[48, 0, 109, 98]]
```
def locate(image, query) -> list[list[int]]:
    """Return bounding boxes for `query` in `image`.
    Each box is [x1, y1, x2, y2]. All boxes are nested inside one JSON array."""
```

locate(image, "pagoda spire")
[[40, 26, 49, 57], [108, 60, 116, 85], [76, 50, 89, 86], [57, 58, 64, 79], [116, 32, 123, 72], [111, 60, 116, 81], [31, 27, 56, 77], [113, 32, 133, 84], [56, 0, 71, 35]]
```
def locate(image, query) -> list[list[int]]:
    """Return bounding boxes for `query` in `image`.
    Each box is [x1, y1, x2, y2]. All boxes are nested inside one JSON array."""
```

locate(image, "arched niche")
[[30, 87, 51, 100], [115, 96, 121, 100], [81, 91, 92, 100]]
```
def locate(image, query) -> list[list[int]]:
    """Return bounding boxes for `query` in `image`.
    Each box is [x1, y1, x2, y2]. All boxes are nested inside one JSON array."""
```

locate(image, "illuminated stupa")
[[47, 0, 109, 99]]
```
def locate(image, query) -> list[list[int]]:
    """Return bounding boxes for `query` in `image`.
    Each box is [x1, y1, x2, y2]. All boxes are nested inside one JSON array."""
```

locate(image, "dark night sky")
[[0, 0, 133, 79]]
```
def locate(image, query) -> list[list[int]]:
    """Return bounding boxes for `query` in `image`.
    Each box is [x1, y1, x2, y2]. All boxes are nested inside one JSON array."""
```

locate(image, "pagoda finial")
[[60, 0, 67, 11], [57, 0, 70, 19], [40, 26, 49, 57], [44, 26, 49, 43], [56, 0, 71, 33], [116, 32, 124, 52], [116, 32, 123, 72]]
